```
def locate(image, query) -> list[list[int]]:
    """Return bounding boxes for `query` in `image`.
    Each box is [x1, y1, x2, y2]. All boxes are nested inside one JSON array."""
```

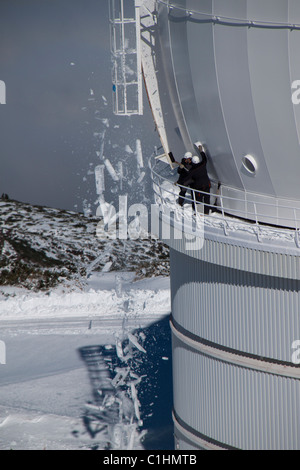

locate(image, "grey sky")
[[0, 0, 159, 212]]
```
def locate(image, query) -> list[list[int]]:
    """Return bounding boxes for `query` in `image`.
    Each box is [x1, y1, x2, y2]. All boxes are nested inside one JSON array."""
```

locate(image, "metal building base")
[[165, 224, 300, 450]]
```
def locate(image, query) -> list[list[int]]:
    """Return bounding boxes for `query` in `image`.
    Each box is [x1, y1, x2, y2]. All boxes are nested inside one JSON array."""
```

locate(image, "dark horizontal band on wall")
[[169, 249, 300, 291], [173, 409, 240, 451], [170, 315, 300, 378]]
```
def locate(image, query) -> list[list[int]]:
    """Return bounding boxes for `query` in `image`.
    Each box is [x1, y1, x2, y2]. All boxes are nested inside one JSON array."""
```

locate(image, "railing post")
[[192, 189, 197, 214], [157, 174, 164, 208], [253, 203, 262, 242], [219, 192, 229, 236]]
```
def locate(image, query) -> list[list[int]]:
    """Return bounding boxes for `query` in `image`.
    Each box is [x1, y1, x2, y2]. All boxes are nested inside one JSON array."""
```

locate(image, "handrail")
[[149, 155, 300, 247], [156, 0, 300, 31], [149, 156, 300, 224]]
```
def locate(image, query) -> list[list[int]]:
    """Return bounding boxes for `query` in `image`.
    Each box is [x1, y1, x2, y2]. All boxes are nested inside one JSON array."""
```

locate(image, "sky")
[[0, 0, 160, 213]]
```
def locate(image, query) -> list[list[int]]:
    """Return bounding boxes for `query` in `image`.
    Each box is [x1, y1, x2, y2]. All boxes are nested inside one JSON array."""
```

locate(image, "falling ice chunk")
[[96, 129, 106, 162], [136, 139, 144, 168], [137, 172, 145, 184], [117, 161, 123, 178], [82, 199, 92, 217], [102, 261, 113, 273], [116, 162, 123, 190], [95, 165, 105, 194], [96, 198, 117, 227], [115, 338, 125, 361], [125, 145, 133, 154], [115, 274, 123, 298], [128, 333, 146, 354], [111, 368, 130, 388], [130, 382, 142, 425], [102, 118, 110, 128], [104, 159, 119, 182]]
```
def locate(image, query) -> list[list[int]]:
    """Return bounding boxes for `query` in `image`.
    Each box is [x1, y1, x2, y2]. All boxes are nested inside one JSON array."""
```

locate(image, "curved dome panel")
[[153, 0, 300, 226]]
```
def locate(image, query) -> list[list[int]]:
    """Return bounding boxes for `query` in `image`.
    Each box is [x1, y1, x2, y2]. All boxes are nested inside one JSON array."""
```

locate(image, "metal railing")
[[149, 155, 300, 248]]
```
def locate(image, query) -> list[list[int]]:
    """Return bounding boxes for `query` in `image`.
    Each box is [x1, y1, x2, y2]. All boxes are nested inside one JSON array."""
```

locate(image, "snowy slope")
[[0, 199, 169, 292]]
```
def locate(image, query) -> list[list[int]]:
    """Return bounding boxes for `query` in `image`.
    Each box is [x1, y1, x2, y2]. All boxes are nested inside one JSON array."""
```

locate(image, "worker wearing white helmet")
[[184, 151, 192, 160], [176, 151, 193, 206], [181, 143, 211, 214]]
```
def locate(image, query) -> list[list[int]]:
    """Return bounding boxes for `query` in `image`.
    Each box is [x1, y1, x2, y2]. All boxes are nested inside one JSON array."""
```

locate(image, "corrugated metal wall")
[[170, 248, 300, 363], [169, 243, 300, 449], [172, 334, 300, 450]]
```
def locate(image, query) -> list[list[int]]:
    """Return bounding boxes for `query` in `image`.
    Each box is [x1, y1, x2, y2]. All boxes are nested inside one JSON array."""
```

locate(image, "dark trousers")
[[191, 186, 211, 214], [178, 187, 187, 206], [177, 177, 188, 206]]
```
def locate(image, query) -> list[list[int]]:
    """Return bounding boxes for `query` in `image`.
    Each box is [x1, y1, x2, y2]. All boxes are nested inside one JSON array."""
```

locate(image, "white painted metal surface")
[[139, 0, 173, 163]]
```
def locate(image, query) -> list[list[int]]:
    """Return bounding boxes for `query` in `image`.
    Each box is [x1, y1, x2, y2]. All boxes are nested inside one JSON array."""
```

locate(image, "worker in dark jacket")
[[182, 144, 211, 214], [176, 151, 193, 206]]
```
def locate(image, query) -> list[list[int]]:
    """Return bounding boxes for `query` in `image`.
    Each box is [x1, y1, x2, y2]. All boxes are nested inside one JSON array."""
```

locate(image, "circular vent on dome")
[[242, 154, 257, 175]]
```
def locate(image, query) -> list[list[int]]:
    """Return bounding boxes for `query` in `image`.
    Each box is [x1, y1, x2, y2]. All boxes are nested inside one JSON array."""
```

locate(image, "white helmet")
[[192, 155, 200, 164], [184, 151, 192, 159]]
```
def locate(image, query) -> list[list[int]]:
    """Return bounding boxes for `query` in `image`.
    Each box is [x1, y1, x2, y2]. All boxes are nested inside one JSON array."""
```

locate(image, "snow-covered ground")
[[0, 193, 173, 450], [0, 272, 170, 322], [0, 272, 172, 450]]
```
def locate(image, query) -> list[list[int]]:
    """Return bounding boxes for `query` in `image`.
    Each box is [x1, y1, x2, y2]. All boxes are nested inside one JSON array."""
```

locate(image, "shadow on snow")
[[78, 315, 173, 450]]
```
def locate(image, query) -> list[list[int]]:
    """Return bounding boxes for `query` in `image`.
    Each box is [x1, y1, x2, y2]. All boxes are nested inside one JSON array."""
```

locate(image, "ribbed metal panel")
[[163, 229, 300, 279], [170, 248, 300, 363], [166, 223, 300, 449], [172, 335, 300, 450]]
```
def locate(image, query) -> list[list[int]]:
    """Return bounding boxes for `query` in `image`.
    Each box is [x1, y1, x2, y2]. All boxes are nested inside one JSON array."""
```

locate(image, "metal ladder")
[[109, 0, 143, 116]]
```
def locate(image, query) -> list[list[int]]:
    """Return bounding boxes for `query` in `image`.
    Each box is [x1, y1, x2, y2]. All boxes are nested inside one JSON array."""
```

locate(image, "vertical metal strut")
[[109, 0, 143, 116]]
